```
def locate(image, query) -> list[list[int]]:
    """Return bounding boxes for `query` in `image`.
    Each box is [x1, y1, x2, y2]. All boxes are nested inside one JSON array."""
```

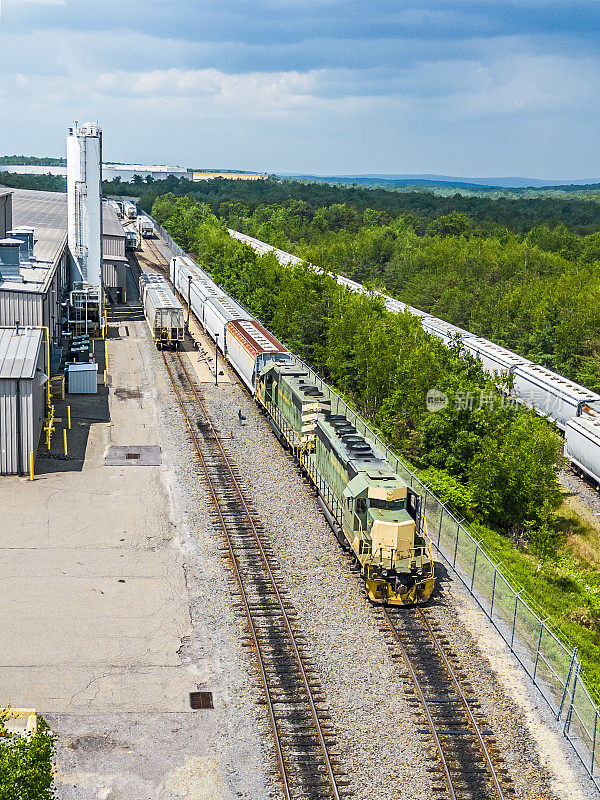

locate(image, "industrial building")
[[102, 201, 127, 293], [0, 163, 189, 182], [0, 326, 47, 475], [192, 172, 267, 181], [0, 188, 69, 345], [0, 190, 12, 237]]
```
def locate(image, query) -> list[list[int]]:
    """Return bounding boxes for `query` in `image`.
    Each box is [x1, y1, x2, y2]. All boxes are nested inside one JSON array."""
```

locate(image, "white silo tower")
[[67, 122, 103, 332]]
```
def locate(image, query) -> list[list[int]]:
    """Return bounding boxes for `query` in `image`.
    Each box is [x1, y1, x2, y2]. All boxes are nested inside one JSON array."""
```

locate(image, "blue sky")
[[0, 0, 599, 178]]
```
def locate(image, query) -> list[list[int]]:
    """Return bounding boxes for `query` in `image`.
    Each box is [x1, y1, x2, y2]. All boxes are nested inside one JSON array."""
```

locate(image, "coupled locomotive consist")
[[169, 256, 435, 606], [257, 362, 435, 605]]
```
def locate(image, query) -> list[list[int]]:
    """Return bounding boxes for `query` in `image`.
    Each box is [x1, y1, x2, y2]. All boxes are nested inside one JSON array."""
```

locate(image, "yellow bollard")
[[92, 339, 95, 354], [29, 451, 34, 481], [67, 405, 71, 429], [63, 428, 68, 456], [124, 289, 127, 303], [104, 369, 107, 387]]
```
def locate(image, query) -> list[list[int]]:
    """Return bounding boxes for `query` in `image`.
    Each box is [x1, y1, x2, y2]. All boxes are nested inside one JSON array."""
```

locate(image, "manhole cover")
[[104, 446, 162, 466], [190, 691, 213, 710]]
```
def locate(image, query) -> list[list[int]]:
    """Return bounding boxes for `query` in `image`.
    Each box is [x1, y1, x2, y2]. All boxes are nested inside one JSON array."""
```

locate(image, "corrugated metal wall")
[[0, 257, 65, 343], [103, 234, 125, 260], [0, 291, 44, 327], [102, 260, 127, 288], [0, 338, 45, 475]]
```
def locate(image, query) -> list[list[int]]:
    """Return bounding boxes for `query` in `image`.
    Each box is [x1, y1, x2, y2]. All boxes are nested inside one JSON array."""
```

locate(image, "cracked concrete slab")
[[0, 327, 192, 714], [0, 259, 273, 800]]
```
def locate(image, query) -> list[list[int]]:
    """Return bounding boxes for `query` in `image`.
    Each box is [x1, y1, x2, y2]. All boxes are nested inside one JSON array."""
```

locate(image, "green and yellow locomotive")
[[257, 362, 435, 605]]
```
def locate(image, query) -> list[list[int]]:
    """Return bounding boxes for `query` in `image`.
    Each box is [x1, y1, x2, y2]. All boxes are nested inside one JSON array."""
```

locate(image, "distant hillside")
[[0, 155, 66, 167], [286, 173, 600, 190]]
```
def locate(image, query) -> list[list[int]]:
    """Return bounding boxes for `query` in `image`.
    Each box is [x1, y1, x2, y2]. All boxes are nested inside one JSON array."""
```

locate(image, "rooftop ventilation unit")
[[0, 238, 24, 281], [8, 227, 34, 262]]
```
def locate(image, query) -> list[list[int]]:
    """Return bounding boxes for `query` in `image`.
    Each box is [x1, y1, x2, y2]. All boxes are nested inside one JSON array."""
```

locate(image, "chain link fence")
[[295, 358, 600, 790], [151, 219, 600, 791]]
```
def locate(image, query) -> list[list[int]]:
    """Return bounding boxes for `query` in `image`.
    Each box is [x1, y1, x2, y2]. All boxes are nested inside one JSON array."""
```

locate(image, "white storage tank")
[[67, 123, 102, 290]]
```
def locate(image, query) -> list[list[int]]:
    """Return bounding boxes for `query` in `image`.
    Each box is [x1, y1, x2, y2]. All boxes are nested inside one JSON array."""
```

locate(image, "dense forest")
[[0, 171, 66, 192], [193, 199, 600, 393], [153, 192, 600, 686], [135, 175, 600, 231], [0, 155, 66, 166], [153, 194, 562, 538]]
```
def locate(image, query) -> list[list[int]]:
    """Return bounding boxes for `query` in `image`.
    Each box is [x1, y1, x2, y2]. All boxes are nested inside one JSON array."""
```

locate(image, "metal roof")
[[0, 326, 43, 379], [0, 188, 67, 294], [10, 188, 66, 229], [102, 202, 125, 238]]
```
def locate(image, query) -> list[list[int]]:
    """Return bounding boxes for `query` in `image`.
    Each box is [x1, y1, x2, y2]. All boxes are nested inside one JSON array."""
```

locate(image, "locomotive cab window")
[[369, 498, 404, 511]]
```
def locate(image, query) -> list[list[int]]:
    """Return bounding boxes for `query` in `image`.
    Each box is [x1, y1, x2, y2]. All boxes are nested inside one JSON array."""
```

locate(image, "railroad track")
[[162, 348, 348, 800], [142, 235, 170, 272], [381, 606, 513, 800]]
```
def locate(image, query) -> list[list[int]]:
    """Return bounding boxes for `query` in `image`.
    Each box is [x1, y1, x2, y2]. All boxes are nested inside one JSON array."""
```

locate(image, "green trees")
[[154, 193, 564, 541], [204, 198, 600, 391], [0, 714, 56, 800]]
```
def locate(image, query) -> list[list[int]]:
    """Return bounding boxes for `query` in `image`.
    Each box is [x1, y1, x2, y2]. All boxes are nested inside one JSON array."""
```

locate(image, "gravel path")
[[560, 467, 600, 517]]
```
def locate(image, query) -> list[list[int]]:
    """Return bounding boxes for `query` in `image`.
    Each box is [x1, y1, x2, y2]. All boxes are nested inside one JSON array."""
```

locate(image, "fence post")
[[591, 711, 598, 777], [437, 510, 443, 547], [532, 621, 544, 682], [470, 544, 478, 592], [510, 591, 523, 652], [558, 648, 579, 721], [452, 522, 460, 568], [563, 661, 581, 737], [490, 567, 497, 618]]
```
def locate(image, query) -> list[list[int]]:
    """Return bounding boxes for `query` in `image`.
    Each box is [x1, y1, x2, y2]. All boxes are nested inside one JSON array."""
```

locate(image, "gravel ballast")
[[193, 363, 595, 800]]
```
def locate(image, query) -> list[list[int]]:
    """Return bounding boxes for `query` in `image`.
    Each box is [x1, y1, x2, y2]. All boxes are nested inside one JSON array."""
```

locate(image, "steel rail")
[[417, 607, 505, 800], [383, 606, 505, 800], [163, 349, 342, 800], [382, 607, 457, 800]]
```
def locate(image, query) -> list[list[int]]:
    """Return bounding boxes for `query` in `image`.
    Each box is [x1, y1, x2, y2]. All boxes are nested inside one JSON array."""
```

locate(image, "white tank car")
[[139, 272, 184, 349]]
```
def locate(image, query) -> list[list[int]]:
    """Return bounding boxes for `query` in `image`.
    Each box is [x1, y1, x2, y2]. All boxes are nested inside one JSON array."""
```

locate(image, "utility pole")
[[187, 275, 192, 330], [215, 334, 219, 386]]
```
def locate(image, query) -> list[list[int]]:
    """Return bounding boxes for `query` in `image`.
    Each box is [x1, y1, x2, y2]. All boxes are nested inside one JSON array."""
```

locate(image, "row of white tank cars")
[[228, 229, 600, 489]]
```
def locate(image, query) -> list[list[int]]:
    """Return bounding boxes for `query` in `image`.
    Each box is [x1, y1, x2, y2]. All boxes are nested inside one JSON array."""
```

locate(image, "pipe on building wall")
[[15, 378, 22, 476]]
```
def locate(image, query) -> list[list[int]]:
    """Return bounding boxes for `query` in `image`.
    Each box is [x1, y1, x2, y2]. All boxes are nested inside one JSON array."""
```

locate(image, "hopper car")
[[168, 255, 435, 605], [137, 215, 155, 238], [125, 230, 137, 251], [139, 272, 184, 349], [225, 230, 600, 489]]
